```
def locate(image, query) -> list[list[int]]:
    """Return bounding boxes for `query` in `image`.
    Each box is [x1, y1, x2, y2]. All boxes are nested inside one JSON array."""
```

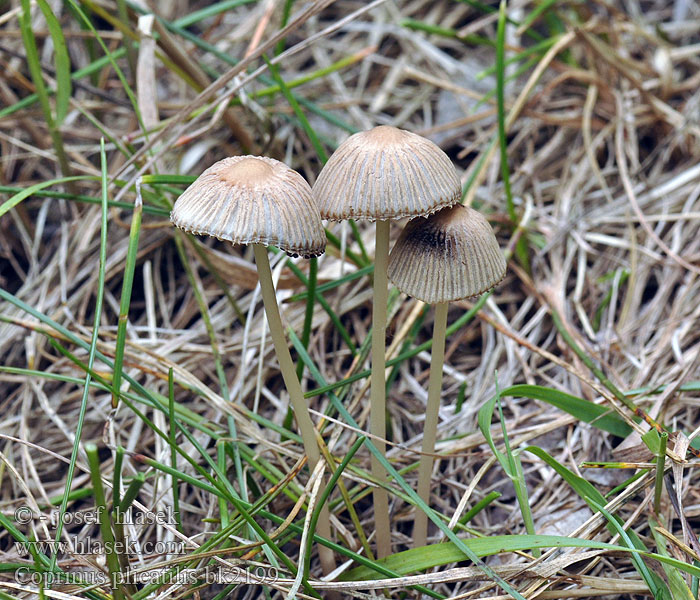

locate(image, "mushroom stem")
[[413, 301, 448, 548], [370, 219, 391, 558], [253, 243, 319, 463], [251, 243, 336, 574]]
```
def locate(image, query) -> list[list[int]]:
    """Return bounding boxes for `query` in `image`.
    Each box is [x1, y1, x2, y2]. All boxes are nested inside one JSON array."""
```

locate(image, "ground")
[[1, 1, 699, 598]]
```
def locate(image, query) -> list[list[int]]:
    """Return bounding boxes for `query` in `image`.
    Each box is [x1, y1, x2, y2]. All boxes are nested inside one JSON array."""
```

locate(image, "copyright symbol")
[[14, 506, 34, 525]]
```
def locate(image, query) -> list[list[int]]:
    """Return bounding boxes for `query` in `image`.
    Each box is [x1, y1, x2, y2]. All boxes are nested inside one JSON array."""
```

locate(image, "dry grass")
[[1, 0, 700, 598]]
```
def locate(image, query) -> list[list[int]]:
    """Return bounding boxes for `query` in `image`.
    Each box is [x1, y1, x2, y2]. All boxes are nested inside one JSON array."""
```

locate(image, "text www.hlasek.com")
[[15, 538, 185, 556]]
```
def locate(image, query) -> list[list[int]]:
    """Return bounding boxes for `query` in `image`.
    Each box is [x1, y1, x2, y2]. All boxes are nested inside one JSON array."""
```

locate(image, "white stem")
[[370, 220, 391, 558], [414, 301, 448, 548], [252, 243, 335, 574]]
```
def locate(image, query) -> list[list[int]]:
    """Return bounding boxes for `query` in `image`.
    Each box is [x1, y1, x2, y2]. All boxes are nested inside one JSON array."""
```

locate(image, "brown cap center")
[[219, 157, 275, 186], [365, 125, 408, 146]]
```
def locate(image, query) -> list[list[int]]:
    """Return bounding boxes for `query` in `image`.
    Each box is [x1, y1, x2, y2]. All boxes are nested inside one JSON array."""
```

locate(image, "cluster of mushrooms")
[[171, 125, 506, 557]]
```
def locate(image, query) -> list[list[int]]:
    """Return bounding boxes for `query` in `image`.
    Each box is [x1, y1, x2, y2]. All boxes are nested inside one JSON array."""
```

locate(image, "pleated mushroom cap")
[[388, 204, 506, 303], [171, 156, 326, 258], [313, 126, 461, 221]]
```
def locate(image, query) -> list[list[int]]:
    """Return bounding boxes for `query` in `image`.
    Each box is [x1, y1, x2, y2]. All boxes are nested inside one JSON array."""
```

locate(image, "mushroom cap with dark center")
[[388, 204, 506, 303], [313, 125, 461, 221], [171, 156, 326, 258]]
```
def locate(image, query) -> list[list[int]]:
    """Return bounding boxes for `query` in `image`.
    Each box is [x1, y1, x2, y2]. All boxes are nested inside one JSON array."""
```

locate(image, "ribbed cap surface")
[[171, 156, 326, 258], [313, 126, 461, 221], [388, 204, 506, 303]]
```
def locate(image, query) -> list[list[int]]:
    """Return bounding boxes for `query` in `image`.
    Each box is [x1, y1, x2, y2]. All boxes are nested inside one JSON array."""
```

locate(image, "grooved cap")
[[313, 125, 461, 221], [388, 204, 506, 303], [171, 156, 326, 258]]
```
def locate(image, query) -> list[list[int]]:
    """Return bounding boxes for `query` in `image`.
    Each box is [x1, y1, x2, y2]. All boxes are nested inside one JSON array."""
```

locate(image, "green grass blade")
[[525, 442, 663, 586], [491, 394, 533, 547], [477, 389, 508, 466], [524, 445, 606, 507], [66, 0, 146, 135], [654, 432, 668, 514], [604, 469, 650, 498], [286, 264, 374, 302], [593, 268, 630, 331], [456, 0, 544, 41], [0, 177, 94, 219], [479, 383, 539, 556], [216, 441, 229, 529], [36, 0, 71, 124], [477, 36, 556, 79], [587, 497, 663, 596], [19, 0, 72, 181], [173, 0, 257, 28], [186, 235, 247, 325], [457, 491, 501, 528], [297, 256, 317, 380], [244, 47, 373, 105], [140, 174, 196, 185], [302, 435, 365, 580], [550, 308, 679, 447], [86, 444, 125, 600], [130, 454, 222, 498], [0, 185, 169, 217], [117, 472, 145, 515], [650, 517, 695, 600], [500, 384, 632, 437], [345, 534, 633, 581], [49, 141, 110, 573], [275, 0, 296, 55], [113, 445, 124, 509], [496, 0, 514, 223], [495, 0, 530, 272], [475, 54, 541, 111], [323, 227, 366, 268], [401, 19, 493, 46], [167, 369, 183, 531], [111, 180, 143, 407], [518, 0, 558, 34]]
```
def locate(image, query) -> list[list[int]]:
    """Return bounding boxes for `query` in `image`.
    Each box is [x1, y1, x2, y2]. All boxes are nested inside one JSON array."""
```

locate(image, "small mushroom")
[[172, 156, 339, 575], [171, 156, 326, 467], [388, 203, 506, 547], [313, 125, 461, 557]]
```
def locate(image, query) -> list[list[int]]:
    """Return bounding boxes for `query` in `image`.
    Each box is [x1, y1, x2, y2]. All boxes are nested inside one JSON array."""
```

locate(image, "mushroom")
[[171, 155, 338, 573], [387, 203, 506, 547], [171, 155, 325, 483], [313, 125, 461, 556]]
